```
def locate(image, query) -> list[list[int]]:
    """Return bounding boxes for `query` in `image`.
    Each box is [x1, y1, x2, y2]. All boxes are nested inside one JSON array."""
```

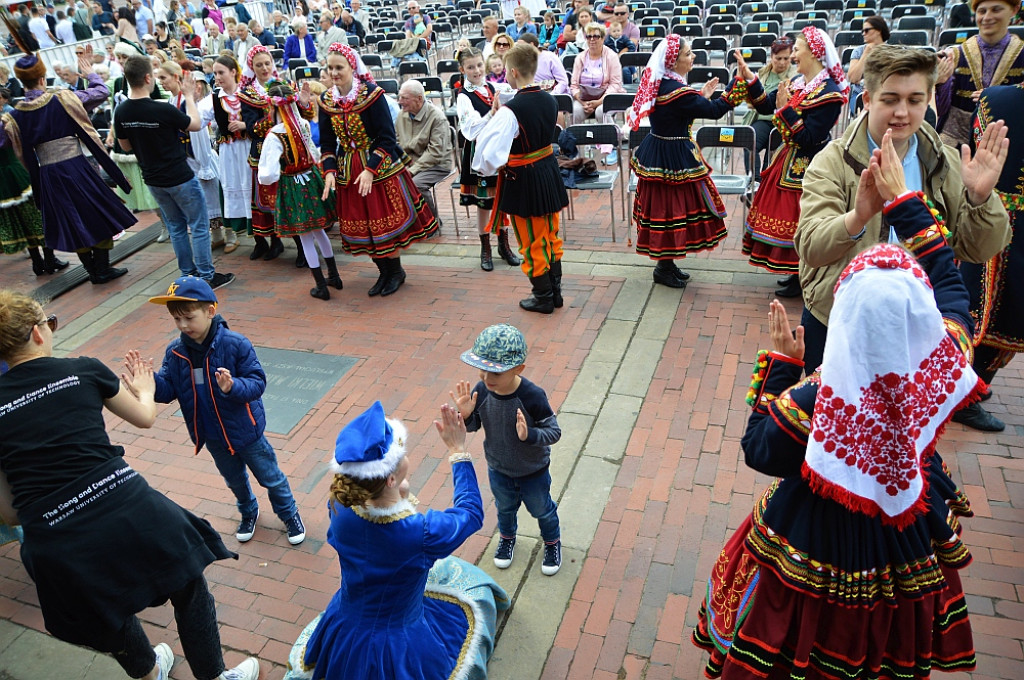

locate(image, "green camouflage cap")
[[460, 324, 527, 373]]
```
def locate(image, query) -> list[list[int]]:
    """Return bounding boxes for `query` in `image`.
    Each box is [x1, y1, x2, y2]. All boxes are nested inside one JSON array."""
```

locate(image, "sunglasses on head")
[[25, 314, 58, 341]]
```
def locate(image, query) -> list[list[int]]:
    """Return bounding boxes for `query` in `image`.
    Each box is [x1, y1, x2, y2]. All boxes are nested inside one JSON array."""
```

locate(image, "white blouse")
[[471, 106, 520, 177]]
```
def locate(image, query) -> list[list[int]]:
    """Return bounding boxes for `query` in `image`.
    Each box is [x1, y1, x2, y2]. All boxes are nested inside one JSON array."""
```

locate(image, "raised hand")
[[515, 408, 528, 441], [868, 128, 909, 202], [121, 350, 155, 398], [851, 158, 885, 227], [434, 402, 468, 454], [776, 80, 791, 109], [700, 77, 719, 99], [299, 80, 312, 108], [449, 380, 478, 420], [732, 50, 755, 82], [215, 367, 234, 393], [768, 299, 804, 361], [961, 118, 1008, 206]]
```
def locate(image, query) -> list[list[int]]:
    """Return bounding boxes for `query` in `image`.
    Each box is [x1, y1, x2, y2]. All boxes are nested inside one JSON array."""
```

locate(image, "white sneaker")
[[221, 657, 260, 680], [156, 228, 169, 243], [153, 643, 174, 680]]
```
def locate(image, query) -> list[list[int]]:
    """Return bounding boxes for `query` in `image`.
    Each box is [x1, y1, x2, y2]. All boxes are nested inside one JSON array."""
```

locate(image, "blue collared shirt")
[[867, 131, 922, 243]]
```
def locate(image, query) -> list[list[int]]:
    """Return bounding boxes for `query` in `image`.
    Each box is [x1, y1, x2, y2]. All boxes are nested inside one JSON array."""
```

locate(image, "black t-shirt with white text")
[[114, 97, 194, 187], [0, 356, 122, 511]]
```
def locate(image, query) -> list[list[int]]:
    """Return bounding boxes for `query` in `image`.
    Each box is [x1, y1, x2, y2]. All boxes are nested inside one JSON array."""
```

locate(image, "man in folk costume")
[[954, 83, 1024, 432], [1, 11, 136, 284], [936, 0, 1024, 147]]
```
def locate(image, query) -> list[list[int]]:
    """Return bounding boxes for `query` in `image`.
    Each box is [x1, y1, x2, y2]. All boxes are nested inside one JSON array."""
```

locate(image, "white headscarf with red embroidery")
[[803, 244, 981, 528], [327, 42, 376, 106], [792, 26, 849, 101], [242, 45, 280, 94], [627, 34, 684, 130]]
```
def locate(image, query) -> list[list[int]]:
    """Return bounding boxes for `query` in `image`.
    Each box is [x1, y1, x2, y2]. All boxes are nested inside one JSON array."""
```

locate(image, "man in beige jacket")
[[796, 46, 1010, 398], [396, 80, 451, 224]]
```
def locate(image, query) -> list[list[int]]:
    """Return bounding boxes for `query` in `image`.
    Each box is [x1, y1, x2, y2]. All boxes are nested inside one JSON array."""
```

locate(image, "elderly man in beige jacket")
[[396, 80, 451, 224], [795, 45, 1010, 381]]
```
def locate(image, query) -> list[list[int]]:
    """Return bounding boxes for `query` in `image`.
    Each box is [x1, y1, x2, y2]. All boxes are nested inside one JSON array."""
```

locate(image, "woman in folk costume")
[[738, 27, 848, 299], [935, 0, 1024, 148], [4, 42, 136, 285], [201, 55, 251, 252], [955, 83, 1024, 433], [157, 63, 230, 252], [257, 81, 340, 301], [692, 132, 981, 679], [283, 402, 509, 680], [454, 46, 521, 272], [240, 45, 314, 265], [319, 43, 438, 298], [626, 34, 751, 289]]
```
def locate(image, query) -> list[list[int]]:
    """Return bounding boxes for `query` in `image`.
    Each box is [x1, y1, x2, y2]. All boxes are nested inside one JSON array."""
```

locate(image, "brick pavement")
[[0, 184, 1021, 680]]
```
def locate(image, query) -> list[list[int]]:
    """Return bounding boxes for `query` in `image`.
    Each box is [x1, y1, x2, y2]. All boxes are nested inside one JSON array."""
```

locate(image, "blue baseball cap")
[[460, 324, 527, 373], [148, 276, 218, 305]]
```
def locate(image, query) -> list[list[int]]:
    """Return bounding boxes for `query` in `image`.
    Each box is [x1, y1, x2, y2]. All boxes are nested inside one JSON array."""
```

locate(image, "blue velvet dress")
[[285, 461, 509, 680]]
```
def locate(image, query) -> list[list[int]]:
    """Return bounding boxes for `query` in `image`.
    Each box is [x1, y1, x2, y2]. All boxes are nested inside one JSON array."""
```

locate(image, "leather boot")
[[549, 260, 563, 309], [479, 234, 493, 271], [368, 258, 389, 296], [653, 260, 686, 288], [89, 248, 127, 284], [952, 402, 1005, 432], [309, 267, 330, 300], [775, 274, 802, 298], [43, 248, 68, 274], [497, 228, 521, 266], [250, 235, 270, 260], [77, 250, 95, 277], [292, 236, 306, 268], [668, 260, 690, 281], [379, 257, 406, 296], [264, 235, 285, 261], [324, 256, 343, 289], [520, 275, 555, 314], [29, 247, 45, 275]]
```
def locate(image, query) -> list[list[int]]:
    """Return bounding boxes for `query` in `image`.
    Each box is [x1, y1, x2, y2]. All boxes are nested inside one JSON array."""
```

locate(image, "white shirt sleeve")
[[471, 106, 519, 176], [456, 92, 492, 141], [197, 93, 215, 127], [257, 131, 283, 185]]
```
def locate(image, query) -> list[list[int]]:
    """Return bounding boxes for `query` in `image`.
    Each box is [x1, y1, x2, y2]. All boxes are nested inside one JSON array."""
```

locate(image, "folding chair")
[[565, 124, 623, 241], [710, 21, 744, 48], [690, 36, 729, 63], [694, 125, 757, 224], [896, 15, 937, 38], [729, 47, 768, 68], [891, 4, 928, 20], [845, 0, 876, 8], [398, 60, 430, 81], [744, 19, 781, 36], [707, 4, 740, 17], [750, 11, 785, 23], [740, 2, 773, 16], [672, 24, 706, 39], [938, 27, 977, 47], [377, 78, 400, 95], [638, 24, 667, 50], [833, 30, 862, 50], [741, 33, 778, 48], [888, 29, 929, 46], [287, 58, 308, 71], [791, 18, 828, 31], [602, 92, 636, 214], [841, 8, 876, 26]]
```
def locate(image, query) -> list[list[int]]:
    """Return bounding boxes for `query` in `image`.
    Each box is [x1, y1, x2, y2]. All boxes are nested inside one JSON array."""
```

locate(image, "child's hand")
[[215, 367, 234, 393], [449, 380, 477, 419], [516, 408, 528, 441], [121, 352, 155, 398]]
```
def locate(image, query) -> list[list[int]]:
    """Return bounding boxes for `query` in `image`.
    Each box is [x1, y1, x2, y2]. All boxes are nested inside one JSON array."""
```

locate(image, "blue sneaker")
[[236, 510, 258, 542], [285, 513, 306, 545], [604, 149, 619, 166]]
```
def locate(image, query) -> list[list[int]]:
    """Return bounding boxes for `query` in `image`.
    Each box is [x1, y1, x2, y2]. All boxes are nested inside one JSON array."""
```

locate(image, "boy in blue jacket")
[[130, 276, 305, 546]]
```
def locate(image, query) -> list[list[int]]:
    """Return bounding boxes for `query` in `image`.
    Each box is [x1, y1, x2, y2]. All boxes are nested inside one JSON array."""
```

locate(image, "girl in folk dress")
[[257, 81, 339, 300], [318, 44, 438, 298], [201, 55, 250, 251]]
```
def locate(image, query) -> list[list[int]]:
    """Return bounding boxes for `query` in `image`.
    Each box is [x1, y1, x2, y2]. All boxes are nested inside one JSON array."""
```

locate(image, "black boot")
[[89, 248, 127, 284], [668, 260, 690, 282], [324, 256, 343, 289], [368, 258, 389, 296], [653, 260, 687, 288], [264, 235, 285, 261], [520, 275, 555, 314], [309, 267, 330, 300], [379, 257, 406, 296], [549, 260, 563, 309], [497, 228, 521, 266], [250, 235, 270, 260], [775, 274, 801, 298], [76, 250, 95, 277], [952, 402, 1006, 432], [43, 248, 69, 274], [292, 236, 306, 268], [29, 247, 45, 276], [479, 234, 494, 271]]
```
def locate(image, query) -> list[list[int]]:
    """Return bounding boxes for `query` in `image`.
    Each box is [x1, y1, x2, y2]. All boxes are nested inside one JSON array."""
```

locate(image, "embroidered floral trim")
[[746, 350, 771, 407]]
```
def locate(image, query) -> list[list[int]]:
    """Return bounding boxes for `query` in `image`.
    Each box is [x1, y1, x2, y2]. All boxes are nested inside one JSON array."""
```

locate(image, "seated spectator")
[[0, 87, 14, 115], [351, 0, 371, 32], [477, 15, 499, 57], [338, 10, 365, 44], [847, 16, 889, 113], [595, 0, 616, 21], [949, 0, 974, 27], [563, 0, 587, 29], [519, 32, 569, 94], [558, 22, 581, 56], [506, 6, 537, 41], [538, 11, 561, 52], [200, 0, 223, 32], [204, 19, 227, 55], [153, 20, 172, 49], [396, 80, 452, 222], [404, 1, 432, 47], [251, 19, 276, 47], [570, 22, 624, 162], [604, 20, 636, 84], [571, 7, 594, 50], [284, 17, 317, 65], [486, 53, 506, 84], [130, 0, 154, 38], [233, 21, 259, 66], [270, 10, 290, 38], [316, 11, 347, 60], [609, 3, 640, 42], [0, 64, 23, 99]]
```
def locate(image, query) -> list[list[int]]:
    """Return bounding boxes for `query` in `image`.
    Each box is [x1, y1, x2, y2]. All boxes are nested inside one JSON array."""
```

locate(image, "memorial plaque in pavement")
[[256, 347, 358, 434]]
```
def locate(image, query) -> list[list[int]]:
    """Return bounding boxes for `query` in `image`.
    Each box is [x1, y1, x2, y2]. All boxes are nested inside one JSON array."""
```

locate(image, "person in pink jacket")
[[570, 22, 625, 164]]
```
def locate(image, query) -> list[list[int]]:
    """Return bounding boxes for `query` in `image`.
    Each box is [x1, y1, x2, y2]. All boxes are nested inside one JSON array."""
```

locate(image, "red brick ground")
[[1, 182, 1021, 680]]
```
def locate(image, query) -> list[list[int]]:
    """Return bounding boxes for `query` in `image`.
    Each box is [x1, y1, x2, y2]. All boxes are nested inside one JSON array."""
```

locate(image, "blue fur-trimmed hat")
[[460, 324, 527, 373], [331, 401, 408, 479]]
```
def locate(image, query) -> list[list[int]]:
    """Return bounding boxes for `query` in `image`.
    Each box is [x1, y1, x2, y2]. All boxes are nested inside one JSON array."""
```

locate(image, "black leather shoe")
[[777, 275, 794, 287], [263, 238, 285, 261], [653, 266, 687, 289], [775, 276, 802, 298], [952, 402, 1005, 432], [368, 259, 388, 296], [668, 261, 690, 281], [520, 275, 555, 313], [249, 238, 269, 260]]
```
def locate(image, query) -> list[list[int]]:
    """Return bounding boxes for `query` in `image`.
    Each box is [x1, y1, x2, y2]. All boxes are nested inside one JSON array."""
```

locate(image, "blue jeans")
[[488, 466, 560, 543], [801, 305, 829, 375], [149, 177, 214, 280], [206, 435, 298, 522]]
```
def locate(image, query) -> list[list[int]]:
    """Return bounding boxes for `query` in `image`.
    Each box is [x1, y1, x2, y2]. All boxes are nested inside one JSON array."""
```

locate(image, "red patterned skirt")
[[742, 156, 801, 273], [633, 175, 728, 260], [335, 156, 438, 257], [693, 518, 976, 680], [251, 165, 277, 237]]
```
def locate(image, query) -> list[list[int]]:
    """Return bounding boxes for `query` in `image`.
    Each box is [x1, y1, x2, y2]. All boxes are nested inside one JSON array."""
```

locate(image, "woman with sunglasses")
[[846, 16, 890, 114], [570, 22, 625, 164], [0, 290, 258, 680]]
